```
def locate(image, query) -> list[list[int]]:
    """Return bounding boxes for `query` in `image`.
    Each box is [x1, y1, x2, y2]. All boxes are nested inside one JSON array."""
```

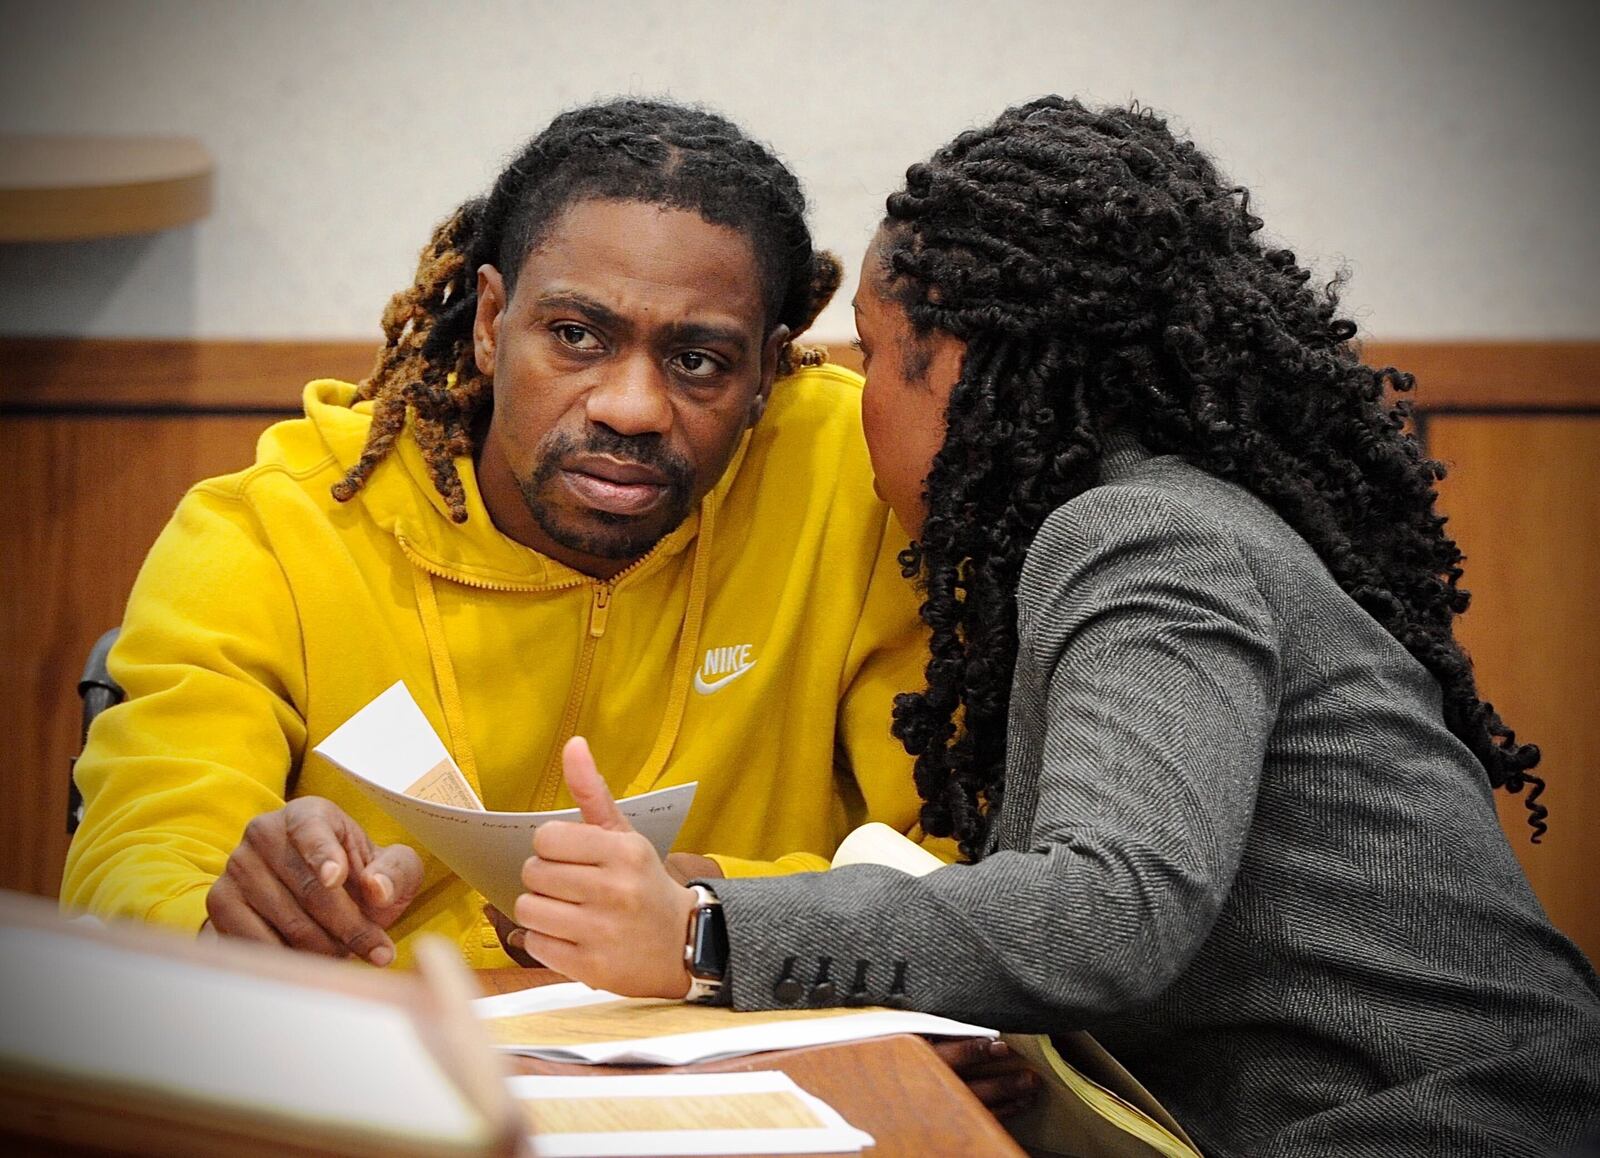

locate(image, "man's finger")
[[963, 1071, 1042, 1118], [483, 905, 542, 968], [219, 844, 348, 956], [282, 802, 353, 890], [929, 1038, 1041, 1118], [931, 1037, 1011, 1073], [562, 736, 631, 832], [358, 843, 424, 917], [205, 874, 286, 946], [255, 834, 397, 966]]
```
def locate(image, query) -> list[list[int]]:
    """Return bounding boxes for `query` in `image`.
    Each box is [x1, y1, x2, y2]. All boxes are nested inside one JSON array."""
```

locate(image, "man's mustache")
[[537, 428, 694, 493]]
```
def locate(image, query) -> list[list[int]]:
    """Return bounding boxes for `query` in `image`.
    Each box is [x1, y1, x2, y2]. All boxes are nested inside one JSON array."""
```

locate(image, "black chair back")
[[70, 628, 124, 834]]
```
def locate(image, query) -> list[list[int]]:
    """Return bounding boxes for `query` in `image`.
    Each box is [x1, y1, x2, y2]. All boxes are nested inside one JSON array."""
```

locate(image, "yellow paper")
[[523, 1090, 822, 1134], [405, 758, 484, 810]]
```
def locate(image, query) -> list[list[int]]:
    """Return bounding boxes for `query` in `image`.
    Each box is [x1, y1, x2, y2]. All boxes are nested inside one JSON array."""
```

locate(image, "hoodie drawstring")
[[625, 488, 717, 796], [411, 566, 483, 798]]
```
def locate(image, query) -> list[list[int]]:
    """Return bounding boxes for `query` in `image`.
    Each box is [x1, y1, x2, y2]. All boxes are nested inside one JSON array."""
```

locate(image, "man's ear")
[[472, 265, 507, 378], [752, 324, 791, 427]]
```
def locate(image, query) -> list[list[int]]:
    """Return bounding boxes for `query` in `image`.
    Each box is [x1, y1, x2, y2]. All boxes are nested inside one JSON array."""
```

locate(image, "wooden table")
[[479, 969, 1025, 1157]]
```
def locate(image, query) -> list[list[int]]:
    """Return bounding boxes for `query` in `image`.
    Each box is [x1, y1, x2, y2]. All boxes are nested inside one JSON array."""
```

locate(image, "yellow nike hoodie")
[[62, 364, 949, 966]]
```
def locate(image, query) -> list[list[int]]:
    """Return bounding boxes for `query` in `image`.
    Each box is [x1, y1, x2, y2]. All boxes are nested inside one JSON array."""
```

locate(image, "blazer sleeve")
[[706, 485, 1282, 1028]]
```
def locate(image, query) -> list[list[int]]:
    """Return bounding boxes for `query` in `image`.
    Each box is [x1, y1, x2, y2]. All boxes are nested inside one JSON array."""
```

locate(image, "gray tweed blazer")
[[708, 441, 1600, 1157]]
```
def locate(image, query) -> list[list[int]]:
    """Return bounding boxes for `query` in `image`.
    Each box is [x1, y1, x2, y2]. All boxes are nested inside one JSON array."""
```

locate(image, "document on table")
[[473, 980, 997, 1065], [312, 681, 697, 917], [511, 1072, 872, 1156]]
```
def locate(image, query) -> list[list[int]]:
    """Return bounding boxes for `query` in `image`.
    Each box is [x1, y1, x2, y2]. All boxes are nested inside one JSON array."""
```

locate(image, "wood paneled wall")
[[1425, 413, 1599, 962], [3, 338, 1596, 963], [1384, 345, 1599, 964], [0, 341, 365, 900]]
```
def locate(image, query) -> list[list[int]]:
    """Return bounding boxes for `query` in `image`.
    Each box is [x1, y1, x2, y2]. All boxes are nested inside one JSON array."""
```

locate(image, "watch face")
[[690, 904, 729, 980]]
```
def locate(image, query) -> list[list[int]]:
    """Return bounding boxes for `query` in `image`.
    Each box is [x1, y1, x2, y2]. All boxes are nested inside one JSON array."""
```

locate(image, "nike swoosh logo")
[[693, 661, 757, 695]]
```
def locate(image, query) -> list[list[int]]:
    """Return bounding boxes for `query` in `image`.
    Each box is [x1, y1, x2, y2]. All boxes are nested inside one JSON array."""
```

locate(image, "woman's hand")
[[511, 736, 697, 998]]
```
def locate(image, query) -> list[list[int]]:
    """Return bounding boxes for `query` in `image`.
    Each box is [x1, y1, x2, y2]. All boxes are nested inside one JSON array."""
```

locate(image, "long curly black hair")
[[880, 96, 1545, 858], [331, 98, 840, 521]]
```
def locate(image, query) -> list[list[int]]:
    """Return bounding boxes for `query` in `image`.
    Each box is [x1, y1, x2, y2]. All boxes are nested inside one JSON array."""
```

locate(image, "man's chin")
[[538, 507, 689, 565]]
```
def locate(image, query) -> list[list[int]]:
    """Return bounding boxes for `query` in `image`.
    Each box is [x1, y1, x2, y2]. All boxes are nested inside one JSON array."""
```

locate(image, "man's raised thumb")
[[563, 736, 631, 832]]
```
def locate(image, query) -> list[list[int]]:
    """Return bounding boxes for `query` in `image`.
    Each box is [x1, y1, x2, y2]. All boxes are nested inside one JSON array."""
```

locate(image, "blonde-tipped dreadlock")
[[331, 204, 486, 521], [778, 250, 844, 376], [330, 99, 844, 525]]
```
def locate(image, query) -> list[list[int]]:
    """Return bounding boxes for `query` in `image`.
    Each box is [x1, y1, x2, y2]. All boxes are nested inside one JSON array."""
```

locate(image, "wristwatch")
[[683, 884, 729, 1004]]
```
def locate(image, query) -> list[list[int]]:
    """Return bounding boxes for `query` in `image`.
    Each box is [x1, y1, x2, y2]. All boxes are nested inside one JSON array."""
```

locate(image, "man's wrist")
[[665, 852, 724, 885]]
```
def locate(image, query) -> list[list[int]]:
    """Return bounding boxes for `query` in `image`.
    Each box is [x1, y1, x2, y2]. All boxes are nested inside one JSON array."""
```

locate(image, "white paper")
[[830, 821, 949, 876], [313, 681, 698, 917], [474, 980, 997, 1065], [510, 1071, 873, 1156]]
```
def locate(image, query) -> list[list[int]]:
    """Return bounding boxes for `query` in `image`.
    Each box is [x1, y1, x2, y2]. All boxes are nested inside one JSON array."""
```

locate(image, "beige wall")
[[1, 0, 1596, 344]]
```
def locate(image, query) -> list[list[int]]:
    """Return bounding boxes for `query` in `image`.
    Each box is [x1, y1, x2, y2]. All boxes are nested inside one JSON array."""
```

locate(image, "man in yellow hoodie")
[[61, 99, 946, 970]]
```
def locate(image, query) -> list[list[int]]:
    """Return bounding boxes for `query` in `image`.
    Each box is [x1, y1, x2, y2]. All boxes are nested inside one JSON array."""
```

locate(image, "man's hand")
[[512, 737, 695, 997], [930, 1038, 1042, 1120], [484, 904, 542, 968], [204, 796, 423, 967], [665, 852, 723, 885]]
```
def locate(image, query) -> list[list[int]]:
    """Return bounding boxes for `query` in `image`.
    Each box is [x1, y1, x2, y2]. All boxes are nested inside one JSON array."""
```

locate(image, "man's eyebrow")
[[531, 293, 625, 330], [660, 320, 750, 350]]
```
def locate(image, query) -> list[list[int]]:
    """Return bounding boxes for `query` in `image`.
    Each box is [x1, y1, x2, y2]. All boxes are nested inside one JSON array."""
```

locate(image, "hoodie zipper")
[[396, 534, 664, 813], [529, 582, 609, 810], [589, 584, 612, 638], [530, 541, 669, 808], [396, 536, 588, 595]]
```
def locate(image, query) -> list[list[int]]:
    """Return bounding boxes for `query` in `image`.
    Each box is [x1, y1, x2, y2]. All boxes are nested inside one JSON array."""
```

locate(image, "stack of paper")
[[511, 1072, 871, 1156], [313, 682, 697, 917], [474, 981, 997, 1065]]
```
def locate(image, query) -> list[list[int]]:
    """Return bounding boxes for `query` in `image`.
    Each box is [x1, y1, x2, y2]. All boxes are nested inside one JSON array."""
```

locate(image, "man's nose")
[[584, 355, 673, 437]]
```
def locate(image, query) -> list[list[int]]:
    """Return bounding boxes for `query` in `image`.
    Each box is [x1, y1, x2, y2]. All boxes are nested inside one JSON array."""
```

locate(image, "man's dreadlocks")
[[331, 98, 841, 523]]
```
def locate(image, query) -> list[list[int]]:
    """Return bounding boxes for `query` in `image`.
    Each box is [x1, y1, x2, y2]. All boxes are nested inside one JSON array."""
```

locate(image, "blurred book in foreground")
[[0, 891, 527, 1157]]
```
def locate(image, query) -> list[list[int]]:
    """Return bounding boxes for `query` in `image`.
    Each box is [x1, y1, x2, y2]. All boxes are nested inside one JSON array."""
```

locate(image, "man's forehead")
[[513, 199, 766, 331]]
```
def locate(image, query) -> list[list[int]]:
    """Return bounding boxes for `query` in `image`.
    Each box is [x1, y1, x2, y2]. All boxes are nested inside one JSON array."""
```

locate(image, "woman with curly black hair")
[[509, 97, 1600, 1155]]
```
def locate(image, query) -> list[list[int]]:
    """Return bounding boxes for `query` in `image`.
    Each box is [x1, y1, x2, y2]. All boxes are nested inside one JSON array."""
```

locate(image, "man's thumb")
[[563, 736, 631, 832], [359, 843, 424, 917]]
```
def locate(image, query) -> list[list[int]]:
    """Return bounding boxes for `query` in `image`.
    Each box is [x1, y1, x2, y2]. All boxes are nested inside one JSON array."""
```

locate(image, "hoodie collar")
[[305, 379, 750, 591]]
